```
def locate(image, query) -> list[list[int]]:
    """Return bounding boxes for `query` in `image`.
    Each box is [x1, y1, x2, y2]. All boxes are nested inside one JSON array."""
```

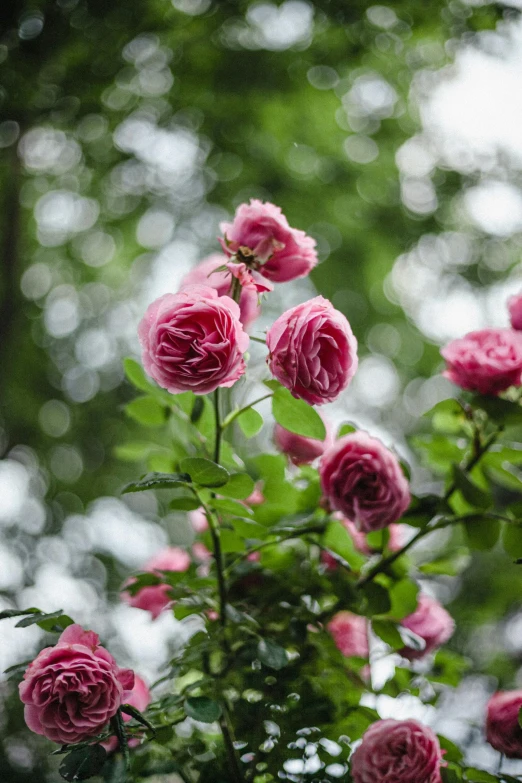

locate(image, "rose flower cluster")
[[18, 201, 522, 780]]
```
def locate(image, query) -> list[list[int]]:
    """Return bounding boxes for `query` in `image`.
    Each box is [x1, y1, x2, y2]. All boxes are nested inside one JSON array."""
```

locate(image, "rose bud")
[[320, 432, 410, 533], [219, 199, 317, 283], [180, 254, 261, 329], [441, 328, 522, 395], [19, 624, 134, 745], [122, 547, 191, 620], [508, 292, 522, 331], [351, 719, 444, 783], [399, 594, 454, 661], [138, 284, 249, 395], [102, 675, 151, 754], [486, 690, 522, 758], [274, 417, 332, 465], [328, 612, 369, 659], [267, 296, 358, 405]]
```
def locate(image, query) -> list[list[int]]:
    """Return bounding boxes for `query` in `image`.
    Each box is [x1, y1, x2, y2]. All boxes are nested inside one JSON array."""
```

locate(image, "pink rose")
[[508, 292, 522, 331], [219, 199, 317, 283], [245, 482, 265, 506], [320, 432, 410, 533], [266, 296, 358, 405], [19, 624, 134, 745], [351, 719, 444, 783], [123, 547, 191, 620], [399, 594, 454, 661], [138, 285, 249, 395], [486, 690, 522, 758], [180, 254, 261, 329], [274, 417, 332, 465], [190, 508, 209, 533], [441, 328, 522, 395], [102, 674, 151, 754], [322, 518, 403, 568], [328, 612, 368, 659]]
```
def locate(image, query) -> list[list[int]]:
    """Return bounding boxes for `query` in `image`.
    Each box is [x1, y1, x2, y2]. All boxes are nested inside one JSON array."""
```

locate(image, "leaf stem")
[[222, 393, 273, 430]]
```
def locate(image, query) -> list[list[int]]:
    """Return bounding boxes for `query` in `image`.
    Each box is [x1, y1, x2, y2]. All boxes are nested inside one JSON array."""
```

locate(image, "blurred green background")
[[2, 0, 522, 780]]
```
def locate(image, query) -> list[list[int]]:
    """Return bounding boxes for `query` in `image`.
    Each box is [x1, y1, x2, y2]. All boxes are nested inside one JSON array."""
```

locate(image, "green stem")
[[231, 275, 242, 304], [222, 393, 273, 430], [213, 388, 222, 464], [249, 335, 266, 345], [358, 426, 502, 587], [220, 707, 243, 783]]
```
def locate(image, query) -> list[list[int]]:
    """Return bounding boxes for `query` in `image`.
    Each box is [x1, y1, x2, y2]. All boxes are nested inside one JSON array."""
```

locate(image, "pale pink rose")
[[320, 432, 410, 533], [190, 508, 209, 533], [19, 624, 134, 745], [245, 482, 264, 505], [351, 719, 444, 783], [102, 675, 151, 754], [122, 547, 191, 620], [399, 594, 454, 661], [138, 285, 249, 395], [441, 328, 522, 395], [219, 199, 317, 283], [486, 690, 522, 758], [267, 296, 358, 405], [322, 518, 403, 568], [274, 417, 333, 465], [180, 254, 261, 328], [508, 292, 522, 331], [328, 612, 368, 659]]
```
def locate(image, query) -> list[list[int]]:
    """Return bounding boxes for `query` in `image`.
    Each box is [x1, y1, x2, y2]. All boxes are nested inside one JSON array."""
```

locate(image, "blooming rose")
[[267, 296, 358, 405], [399, 594, 454, 661], [123, 547, 191, 620], [328, 612, 368, 659], [441, 328, 522, 395], [351, 719, 443, 783], [19, 624, 134, 745], [219, 199, 317, 283], [274, 416, 332, 465], [322, 518, 403, 569], [138, 285, 249, 395], [102, 674, 151, 754], [320, 432, 410, 533], [180, 254, 261, 329], [508, 292, 522, 331], [486, 690, 522, 757]]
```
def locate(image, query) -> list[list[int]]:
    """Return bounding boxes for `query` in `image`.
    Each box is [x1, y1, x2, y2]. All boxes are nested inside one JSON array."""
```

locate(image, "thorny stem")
[[358, 427, 502, 587]]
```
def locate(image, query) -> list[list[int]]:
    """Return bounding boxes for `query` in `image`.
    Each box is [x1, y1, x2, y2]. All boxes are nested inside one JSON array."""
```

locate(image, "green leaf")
[[472, 394, 522, 427], [169, 496, 201, 511], [16, 610, 73, 630], [59, 745, 107, 781], [212, 498, 253, 517], [0, 608, 41, 621], [271, 386, 326, 440], [322, 521, 366, 570], [219, 473, 255, 500], [219, 529, 246, 553], [337, 422, 357, 438], [122, 472, 190, 493], [230, 517, 267, 539], [120, 704, 155, 733], [180, 458, 229, 488], [440, 764, 463, 783], [386, 580, 419, 621], [452, 465, 492, 509], [125, 396, 166, 427], [114, 441, 159, 462], [257, 639, 289, 670], [437, 735, 464, 763], [419, 548, 471, 576], [359, 583, 391, 616], [124, 357, 154, 393], [463, 515, 500, 551], [464, 768, 498, 782], [237, 407, 263, 438], [423, 399, 466, 434], [372, 619, 403, 649], [184, 696, 222, 723], [190, 396, 205, 423], [503, 522, 522, 559]]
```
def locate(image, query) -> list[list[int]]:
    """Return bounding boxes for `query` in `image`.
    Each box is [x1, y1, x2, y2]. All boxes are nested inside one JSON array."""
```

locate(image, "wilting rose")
[[138, 285, 249, 395], [322, 517, 403, 568], [19, 624, 134, 745], [180, 254, 261, 328], [219, 199, 317, 283], [267, 296, 358, 405], [441, 328, 522, 395], [123, 547, 191, 620], [351, 719, 444, 783], [509, 292, 522, 331], [399, 594, 454, 661], [102, 675, 151, 754], [274, 417, 332, 465], [328, 612, 369, 659], [486, 690, 522, 758], [320, 432, 410, 533]]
